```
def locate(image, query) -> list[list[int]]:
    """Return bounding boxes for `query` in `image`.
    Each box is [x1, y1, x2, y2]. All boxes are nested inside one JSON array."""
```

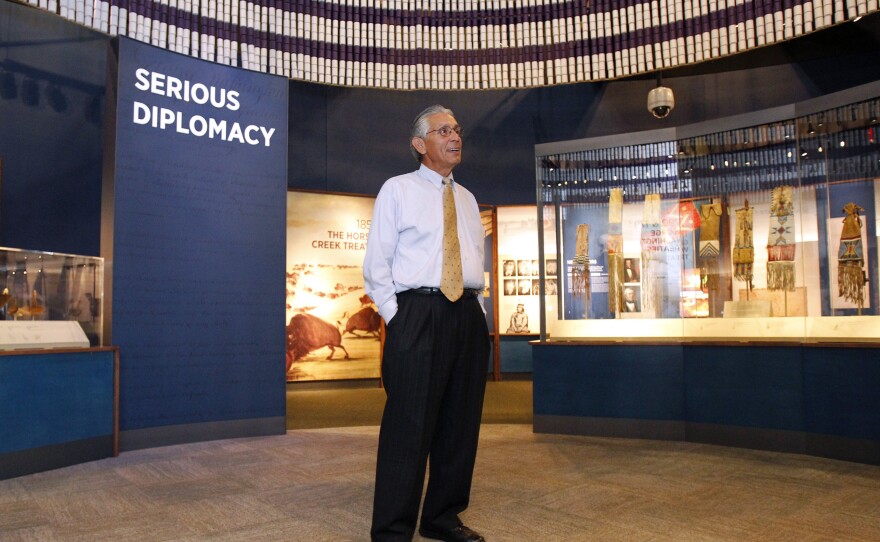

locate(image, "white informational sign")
[[0, 321, 89, 350], [496, 205, 557, 334]]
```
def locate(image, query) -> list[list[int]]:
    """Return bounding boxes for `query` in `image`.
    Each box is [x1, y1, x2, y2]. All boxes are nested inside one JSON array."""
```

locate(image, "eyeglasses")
[[425, 125, 462, 138]]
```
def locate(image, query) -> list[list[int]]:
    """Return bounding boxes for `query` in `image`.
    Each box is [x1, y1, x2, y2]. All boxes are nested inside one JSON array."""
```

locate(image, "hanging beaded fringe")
[[608, 253, 625, 313], [572, 224, 590, 302], [733, 247, 754, 282], [641, 257, 657, 314], [767, 261, 796, 292], [700, 257, 719, 292], [838, 263, 866, 305]]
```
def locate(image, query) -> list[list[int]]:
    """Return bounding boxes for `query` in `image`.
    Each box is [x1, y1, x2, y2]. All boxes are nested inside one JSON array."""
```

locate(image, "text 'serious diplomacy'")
[[131, 68, 276, 147]]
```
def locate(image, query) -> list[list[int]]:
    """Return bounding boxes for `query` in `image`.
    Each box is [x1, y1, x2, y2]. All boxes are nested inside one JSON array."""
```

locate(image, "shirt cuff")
[[378, 297, 398, 324]]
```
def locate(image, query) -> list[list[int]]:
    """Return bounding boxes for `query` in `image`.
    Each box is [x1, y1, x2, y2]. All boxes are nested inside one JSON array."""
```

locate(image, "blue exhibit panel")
[[0, 351, 114, 453], [533, 344, 685, 420], [111, 38, 288, 438], [684, 346, 804, 431], [802, 347, 880, 441], [533, 342, 880, 463], [499, 335, 534, 372]]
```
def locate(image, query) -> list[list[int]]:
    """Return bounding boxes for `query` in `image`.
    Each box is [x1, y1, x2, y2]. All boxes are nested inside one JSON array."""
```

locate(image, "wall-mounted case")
[[0, 247, 103, 346], [535, 85, 880, 343]]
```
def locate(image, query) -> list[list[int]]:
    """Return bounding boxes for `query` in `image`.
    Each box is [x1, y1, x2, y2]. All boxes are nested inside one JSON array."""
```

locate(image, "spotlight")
[[21, 77, 39, 107], [541, 157, 559, 171], [0, 69, 17, 100], [85, 94, 103, 125], [46, 84, 67, 112]]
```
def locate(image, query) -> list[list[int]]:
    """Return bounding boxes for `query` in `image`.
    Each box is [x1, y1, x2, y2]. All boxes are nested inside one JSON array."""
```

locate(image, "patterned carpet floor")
[[3, 381, 880, 540]]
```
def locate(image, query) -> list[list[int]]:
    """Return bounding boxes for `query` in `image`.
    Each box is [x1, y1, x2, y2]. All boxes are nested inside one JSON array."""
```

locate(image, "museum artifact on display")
[[534, 92, 880, 341]]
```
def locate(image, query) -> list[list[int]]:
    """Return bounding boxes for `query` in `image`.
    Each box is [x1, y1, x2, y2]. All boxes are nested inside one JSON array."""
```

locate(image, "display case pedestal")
[[0, 347, 119, 480], [533, 340, 880, 465]]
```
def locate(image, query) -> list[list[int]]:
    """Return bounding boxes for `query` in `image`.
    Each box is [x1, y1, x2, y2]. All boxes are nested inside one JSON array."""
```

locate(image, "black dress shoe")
[[418, 524, 486, 542]]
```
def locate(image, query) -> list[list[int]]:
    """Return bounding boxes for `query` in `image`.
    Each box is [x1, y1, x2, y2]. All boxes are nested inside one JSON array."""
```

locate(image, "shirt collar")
[[417, 164, 454, 189]]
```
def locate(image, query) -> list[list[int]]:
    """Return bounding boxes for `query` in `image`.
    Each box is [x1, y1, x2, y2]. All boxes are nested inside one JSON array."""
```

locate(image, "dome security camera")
[[647, 85, 674, 119]]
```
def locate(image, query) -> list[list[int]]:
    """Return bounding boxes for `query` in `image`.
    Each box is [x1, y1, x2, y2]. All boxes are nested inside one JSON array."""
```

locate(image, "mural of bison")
[[339, 306, 382, 338], [287, 313, 350, 364]]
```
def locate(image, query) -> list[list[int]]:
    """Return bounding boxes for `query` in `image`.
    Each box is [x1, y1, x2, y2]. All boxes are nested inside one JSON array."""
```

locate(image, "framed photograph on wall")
[[496, 205, 558, 335]]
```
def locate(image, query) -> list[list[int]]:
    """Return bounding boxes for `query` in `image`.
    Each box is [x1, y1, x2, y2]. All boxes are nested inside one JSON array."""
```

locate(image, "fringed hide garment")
[[766, 186, 796, 292], [838, 202, 866, 307], [699, 201, 723, 292], [607, 189, 624, 313], [733, 205, 754, 286], [640, 194, 663, 315], [571, 224, 591, 304]]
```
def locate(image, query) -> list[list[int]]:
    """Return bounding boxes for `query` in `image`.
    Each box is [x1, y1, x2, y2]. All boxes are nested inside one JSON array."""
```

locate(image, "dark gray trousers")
[[370, 290, 490, 541]]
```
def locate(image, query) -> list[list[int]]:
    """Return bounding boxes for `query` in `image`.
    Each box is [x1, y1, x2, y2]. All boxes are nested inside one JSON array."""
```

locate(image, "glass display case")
[[0, 247, 104, 345], [535, 90, 880, 343]]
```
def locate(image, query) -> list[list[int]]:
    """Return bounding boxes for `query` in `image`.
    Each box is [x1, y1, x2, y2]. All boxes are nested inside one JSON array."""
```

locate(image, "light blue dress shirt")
[[363, 165, 486, 323]]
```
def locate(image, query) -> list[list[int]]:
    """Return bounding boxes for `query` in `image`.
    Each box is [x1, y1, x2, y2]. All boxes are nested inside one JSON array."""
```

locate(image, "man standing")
[[363, 105, 489, 542]]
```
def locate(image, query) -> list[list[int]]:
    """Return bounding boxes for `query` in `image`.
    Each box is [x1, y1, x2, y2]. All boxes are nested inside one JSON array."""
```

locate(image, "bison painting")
[[287, 313, 350, 363], [339, 306, 382, 338]]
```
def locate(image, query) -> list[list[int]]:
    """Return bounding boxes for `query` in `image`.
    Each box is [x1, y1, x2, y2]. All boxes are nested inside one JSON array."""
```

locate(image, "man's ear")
[[411, 137, 426, 155]]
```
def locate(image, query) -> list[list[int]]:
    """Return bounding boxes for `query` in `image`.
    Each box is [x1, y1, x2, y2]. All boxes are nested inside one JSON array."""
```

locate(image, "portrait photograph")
[[624, 257, 640, 283], [518, 278, 532, 295], [503, 279, 517, 296], [505, 303, 530, 333], [503, 259, 517, 277], [517, 259, 532, 277], [622, 285, 641, 313]]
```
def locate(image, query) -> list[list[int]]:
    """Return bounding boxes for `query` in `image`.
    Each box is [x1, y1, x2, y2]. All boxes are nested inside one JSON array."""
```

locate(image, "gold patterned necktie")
[[441, 176, 464, 302]]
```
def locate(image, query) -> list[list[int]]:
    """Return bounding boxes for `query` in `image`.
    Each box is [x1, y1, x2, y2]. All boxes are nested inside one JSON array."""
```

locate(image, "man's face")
[[413, 112, 462, 175]]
